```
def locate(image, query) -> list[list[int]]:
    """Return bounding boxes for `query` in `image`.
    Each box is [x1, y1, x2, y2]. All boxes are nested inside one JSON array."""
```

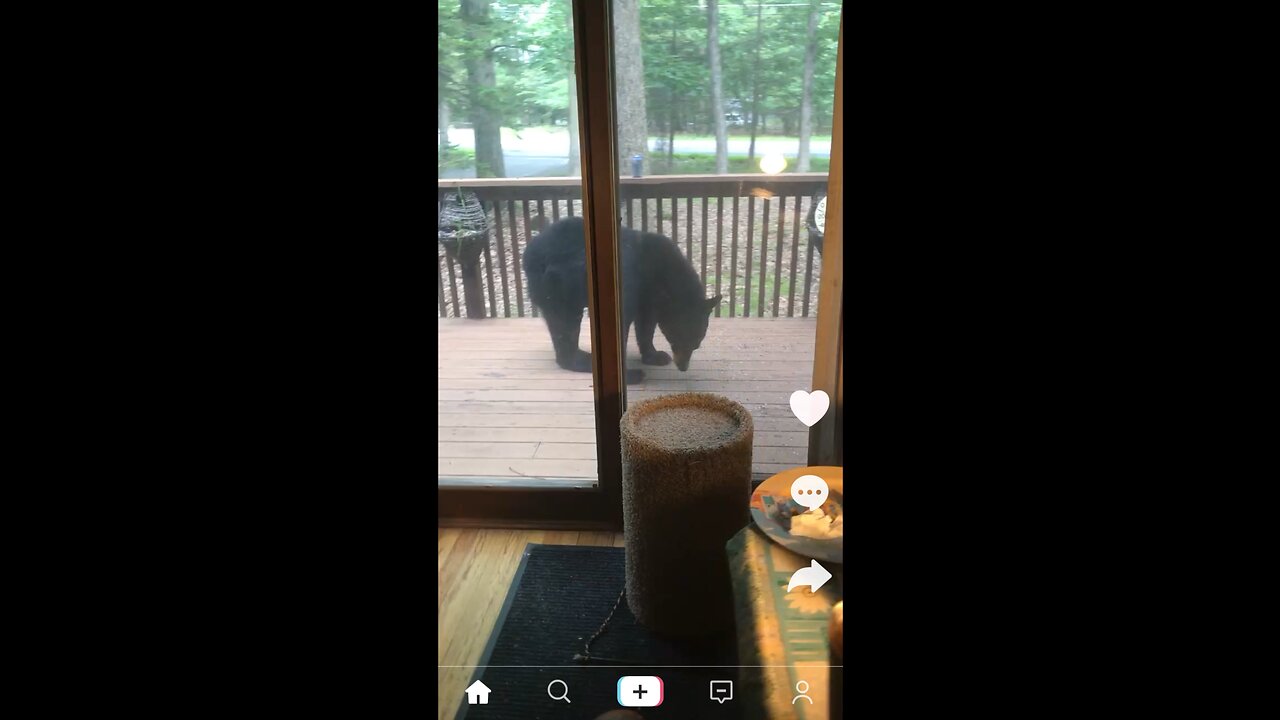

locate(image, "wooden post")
[[442, 235, 488, 319], [830, 600, 843, 719]]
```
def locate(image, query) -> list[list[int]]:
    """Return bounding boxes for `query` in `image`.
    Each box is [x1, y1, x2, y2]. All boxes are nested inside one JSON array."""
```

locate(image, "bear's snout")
[[674, 351, 691, 371]]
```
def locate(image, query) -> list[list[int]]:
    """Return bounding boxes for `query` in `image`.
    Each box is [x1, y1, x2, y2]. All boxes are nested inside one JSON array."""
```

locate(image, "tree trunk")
[[567, 67, 580, 173], [438, 21, 450, 168], [439, 99, 451, 165], [461, 0, 505, 177], [708, 0, 728, 174], [613, 0, 649, 175], [566, 9, 579, 173], [797, 0, 820, 172], [667, 24, 677, 165], [747, 1, 763, 162]]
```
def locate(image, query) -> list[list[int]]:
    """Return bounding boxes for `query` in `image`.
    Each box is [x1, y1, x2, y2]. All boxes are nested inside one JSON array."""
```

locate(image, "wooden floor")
[[438, 317, 816, 480], [437, 528, 624, 720]]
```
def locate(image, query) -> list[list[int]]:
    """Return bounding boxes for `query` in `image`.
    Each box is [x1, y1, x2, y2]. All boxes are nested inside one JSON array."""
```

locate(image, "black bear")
[[523, 216, 720, 384]]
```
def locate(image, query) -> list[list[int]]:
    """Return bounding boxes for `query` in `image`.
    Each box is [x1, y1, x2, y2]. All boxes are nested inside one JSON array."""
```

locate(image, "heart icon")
[[790, 390, 830, 427]]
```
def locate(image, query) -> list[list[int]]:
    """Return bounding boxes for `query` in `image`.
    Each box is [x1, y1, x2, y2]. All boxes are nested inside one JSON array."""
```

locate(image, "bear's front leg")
[[542, 307, 592, 373], [635, 306, 671, 366], [621, 317, 645, 384]]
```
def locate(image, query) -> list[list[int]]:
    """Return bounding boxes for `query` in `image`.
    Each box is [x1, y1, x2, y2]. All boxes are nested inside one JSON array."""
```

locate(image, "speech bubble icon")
[[790, 474, 829, 511], [710, 680, 733, 704]]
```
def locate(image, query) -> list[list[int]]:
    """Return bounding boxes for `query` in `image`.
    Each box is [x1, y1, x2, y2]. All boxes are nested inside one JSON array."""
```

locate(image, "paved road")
[[440, 129, 830, 179]]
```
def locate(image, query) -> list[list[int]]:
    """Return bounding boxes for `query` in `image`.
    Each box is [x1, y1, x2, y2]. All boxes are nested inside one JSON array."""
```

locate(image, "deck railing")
[[437, 173, 829, 320]]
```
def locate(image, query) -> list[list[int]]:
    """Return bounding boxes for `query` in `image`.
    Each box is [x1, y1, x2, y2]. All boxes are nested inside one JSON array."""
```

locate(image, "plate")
[[750, 466, 843, 564]]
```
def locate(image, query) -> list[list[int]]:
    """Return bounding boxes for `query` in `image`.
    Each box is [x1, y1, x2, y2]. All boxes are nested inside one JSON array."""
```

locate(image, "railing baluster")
[[669, 196, 677, 245], [437, 196, 445, 318], [729, 195, 739, 318], [521, 199, 536, 318], [437, 252, 447, 318], [773, 195, 786, 318], [758, 196, 770, 318], [492, 199, 512, 317], [436, 175, 830, 319], [685, 196, 693, 261], [481, 206, 497, 318], [681, 198, 688, 258], [803, 197, 816, 318], [508, 200, 525, 317], [700, 196, 708, 289], [715, 196, 723, 317], [744, 195, 756, 318], [788, 192, 802, 317]]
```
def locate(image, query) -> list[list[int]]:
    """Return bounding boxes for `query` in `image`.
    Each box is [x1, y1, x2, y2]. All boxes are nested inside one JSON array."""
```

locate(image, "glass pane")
[[614, 0, 842, 481], [437, 0, 598, 486], [608, 5, 845, 716]]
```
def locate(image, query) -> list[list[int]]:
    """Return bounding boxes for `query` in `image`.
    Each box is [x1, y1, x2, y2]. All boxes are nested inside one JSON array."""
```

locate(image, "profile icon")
[[792, 680, 813, 705]]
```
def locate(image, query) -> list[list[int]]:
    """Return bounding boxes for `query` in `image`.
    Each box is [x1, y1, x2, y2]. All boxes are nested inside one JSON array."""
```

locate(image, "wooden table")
[[727, 466, 843, 720]]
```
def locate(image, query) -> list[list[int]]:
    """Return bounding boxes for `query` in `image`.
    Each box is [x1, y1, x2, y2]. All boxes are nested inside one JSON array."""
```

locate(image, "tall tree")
[[613, 0, 649, 174], [746, 0, 763, 162], [666, 22, 678, 164], [438, 1, 469, 173], [566, 8, 579, 172], [439, 33, 450, 167], [643, 0, 705, 168], [796, 0, 820, 172], [707, 0, 728, 173], [439, 95, 451, 166], [461, 0, 505, 177]]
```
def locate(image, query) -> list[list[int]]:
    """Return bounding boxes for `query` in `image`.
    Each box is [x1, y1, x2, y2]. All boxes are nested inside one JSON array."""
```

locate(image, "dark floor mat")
[[454, 544, 743, 720]]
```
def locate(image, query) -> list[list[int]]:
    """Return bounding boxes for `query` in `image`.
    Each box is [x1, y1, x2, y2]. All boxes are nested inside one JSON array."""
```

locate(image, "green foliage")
[[439, 147, 476, 174], [650, 152, 829, 175], [438, 0, 844, 164]]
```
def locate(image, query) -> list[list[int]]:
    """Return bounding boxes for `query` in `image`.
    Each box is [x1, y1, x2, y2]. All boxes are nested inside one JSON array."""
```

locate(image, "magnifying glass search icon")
[[547, 679, 571, 703]]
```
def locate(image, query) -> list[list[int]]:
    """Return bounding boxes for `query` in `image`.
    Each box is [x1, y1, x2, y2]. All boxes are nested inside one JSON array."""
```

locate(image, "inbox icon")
[[617, 676, 664, 707]]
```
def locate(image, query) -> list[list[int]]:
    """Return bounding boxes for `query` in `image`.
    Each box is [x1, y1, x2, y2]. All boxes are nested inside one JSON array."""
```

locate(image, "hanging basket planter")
[[438, 190, 491, 260], [439, 189, 492, 319]]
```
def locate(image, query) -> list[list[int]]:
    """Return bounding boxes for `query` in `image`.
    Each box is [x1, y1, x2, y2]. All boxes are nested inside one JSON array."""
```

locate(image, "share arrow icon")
[[786, 559, 833, 593]]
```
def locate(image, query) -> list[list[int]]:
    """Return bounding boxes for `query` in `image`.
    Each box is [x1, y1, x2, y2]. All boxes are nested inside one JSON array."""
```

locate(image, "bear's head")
[[660, 295, 722, 371]]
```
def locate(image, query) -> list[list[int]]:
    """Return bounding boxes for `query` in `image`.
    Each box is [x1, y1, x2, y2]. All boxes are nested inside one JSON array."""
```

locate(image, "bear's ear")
[[705, 295, 722, 313]]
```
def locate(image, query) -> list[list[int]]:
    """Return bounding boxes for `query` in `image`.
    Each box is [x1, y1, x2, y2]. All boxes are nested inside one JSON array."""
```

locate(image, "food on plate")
[[788, 505, 843, 539]]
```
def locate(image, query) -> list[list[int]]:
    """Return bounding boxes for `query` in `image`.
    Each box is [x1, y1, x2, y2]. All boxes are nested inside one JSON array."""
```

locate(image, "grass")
[[461, 126, 832, 144], [649, 153, 829, 175], [438, 147, 476, 173], [656, 132, 833, 144]]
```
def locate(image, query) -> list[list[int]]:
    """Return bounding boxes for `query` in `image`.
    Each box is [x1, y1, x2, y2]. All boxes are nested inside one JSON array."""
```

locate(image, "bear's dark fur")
[[523, 217, 720, 384]]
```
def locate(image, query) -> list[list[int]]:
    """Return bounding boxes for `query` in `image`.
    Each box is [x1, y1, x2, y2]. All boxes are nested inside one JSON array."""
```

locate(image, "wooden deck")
[[438, 317, 817, 480]]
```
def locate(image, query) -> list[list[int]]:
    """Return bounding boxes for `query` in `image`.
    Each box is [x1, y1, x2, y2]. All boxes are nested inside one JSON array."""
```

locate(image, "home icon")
[[466, 680, 492, 705]]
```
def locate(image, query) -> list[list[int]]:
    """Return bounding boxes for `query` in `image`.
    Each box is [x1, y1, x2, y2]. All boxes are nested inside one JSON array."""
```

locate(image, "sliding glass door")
[[438, 0, 844, 527]]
